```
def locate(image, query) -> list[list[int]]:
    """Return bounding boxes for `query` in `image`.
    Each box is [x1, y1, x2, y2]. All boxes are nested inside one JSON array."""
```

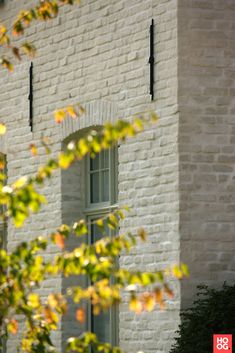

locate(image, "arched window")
[[85, 147, 118, 345], [61, 134, 118, 347]]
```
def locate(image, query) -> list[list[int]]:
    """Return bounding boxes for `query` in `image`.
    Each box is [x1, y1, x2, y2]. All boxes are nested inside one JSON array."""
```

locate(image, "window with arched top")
[[85, 146, 118, 346], [61, 132, 118, 348]]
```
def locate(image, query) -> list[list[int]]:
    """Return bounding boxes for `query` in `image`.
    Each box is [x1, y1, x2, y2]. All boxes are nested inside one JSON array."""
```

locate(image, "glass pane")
[[0, 228, 3, 249], [102, 170, 109, 202], [90, 154, 99, 171], [101, 150, 109, 169], [91, 223, 103, 242], [91, 220, 110, 242], [92, 310, 110, 343], [90, 221, 111, 344], [90, 172, 99, 203]]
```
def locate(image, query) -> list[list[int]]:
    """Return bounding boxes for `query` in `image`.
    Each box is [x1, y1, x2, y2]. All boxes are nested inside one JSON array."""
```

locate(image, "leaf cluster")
[[0, 0, 80, 71], [0, 113, 157, 227], [0, 208, 188, 353], [0, 103, 188, 353]]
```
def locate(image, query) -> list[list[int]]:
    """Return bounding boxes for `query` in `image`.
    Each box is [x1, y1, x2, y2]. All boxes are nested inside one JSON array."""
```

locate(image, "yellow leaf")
[[30, 143, 38, 156], [93, 305, 101, 315], [76, 308, 85, 323], [154, 288, 163, 305], [77, 104, 85, 115], [96, 219, 104, 228], [47, 294, 59, 308], [1, 59, 13, 72], [181, 263, 190, 277], [138, 228, 147, 241], [78, 139, 89, 156], [47, 294, 66, 313], [22, 42, 36, 57], [0, 26, 7, 35], [134, 118, 144, 131], [44, 306, 59, 324], [22, 338, 32, 351], [7, 319, 18, 335], [12, 47, 21, 61], [54, 110, 66, 123], [129, 297, 142, 314], [27, 293, 40, 308], [0, 123, 6, 135], [164, 285, 174, 299], [67, 106, 77, 118], [41, 137, 51, 154], [0, 158, 5, 169], [58, 153, 73, 169], [143, 293, 155, 312], [172, 265, 183, 279], [12, 176, 28, 189], [150, 112, 159, 122], [53, 233, 65, 249]]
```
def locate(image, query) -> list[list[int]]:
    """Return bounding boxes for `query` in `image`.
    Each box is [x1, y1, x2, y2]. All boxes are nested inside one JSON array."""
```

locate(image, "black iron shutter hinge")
[[149, 19, 155, 100], [28, 62, 33, 132]]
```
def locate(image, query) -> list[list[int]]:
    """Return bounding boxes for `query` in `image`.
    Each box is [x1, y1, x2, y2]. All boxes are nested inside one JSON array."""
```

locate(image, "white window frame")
[[85, 146, 118, 214]]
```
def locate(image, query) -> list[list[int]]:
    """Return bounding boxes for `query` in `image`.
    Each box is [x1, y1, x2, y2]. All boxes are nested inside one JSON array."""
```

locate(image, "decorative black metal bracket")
[[149, 19, 155, 100], [28, 62, 33, 132]]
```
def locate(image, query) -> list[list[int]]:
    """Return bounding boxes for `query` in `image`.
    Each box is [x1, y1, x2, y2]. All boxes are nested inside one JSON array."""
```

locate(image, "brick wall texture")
[[0, 0, 234, 352], [178, 0, 235, 308]]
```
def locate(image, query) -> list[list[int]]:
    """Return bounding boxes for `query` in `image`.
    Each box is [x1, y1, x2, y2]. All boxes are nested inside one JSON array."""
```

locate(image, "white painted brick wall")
[[178, 0, 235, 308], [0, 0, 231, 350], [0, 0, 214, 352]]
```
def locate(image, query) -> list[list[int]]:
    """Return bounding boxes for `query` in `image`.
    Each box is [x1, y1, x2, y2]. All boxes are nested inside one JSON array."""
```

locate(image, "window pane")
[[88, 147, 116, 206], [92, 311, 110, 343], [102, 170, 109, 202], [0, 228, 4, 249], [90, 154, 99, 171], [91, 220, 109, 241], [90, 172, 99, 203], [101, 150, 109, 169], [90, 221, 111, 344], [91, 223, 104, 242]]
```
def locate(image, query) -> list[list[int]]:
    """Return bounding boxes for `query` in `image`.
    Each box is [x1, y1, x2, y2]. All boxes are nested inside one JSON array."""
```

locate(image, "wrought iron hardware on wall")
[[28, 62, 33, 131], [149, 19, 155, 100]]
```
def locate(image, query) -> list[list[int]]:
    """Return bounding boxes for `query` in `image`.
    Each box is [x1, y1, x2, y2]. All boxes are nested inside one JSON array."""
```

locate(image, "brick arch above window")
[[60, 100, 118, 141]]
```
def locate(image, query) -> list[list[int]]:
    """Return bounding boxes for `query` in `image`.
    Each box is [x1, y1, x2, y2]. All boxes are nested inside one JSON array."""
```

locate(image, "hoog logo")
[[213, 334, 232, 353]]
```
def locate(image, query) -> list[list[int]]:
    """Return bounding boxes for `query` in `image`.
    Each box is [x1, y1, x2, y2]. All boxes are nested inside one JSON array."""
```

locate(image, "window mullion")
[[87, 157, 91, 206], [99, 153, 102, 203], [109, 149, 112, 205]]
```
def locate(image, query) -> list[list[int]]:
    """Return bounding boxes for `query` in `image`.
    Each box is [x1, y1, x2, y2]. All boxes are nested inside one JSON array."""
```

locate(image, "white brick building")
[[0, 0, 234, 352]]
